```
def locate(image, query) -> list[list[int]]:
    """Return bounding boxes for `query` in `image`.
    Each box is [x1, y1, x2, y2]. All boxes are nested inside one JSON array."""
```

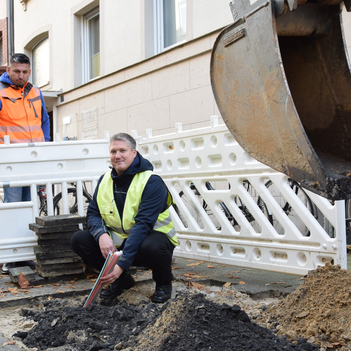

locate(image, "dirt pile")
[[17, 297, 165, 350], [14, 293, 318, 351], [126, 294, 317, 351], [256, 263, 351, 351]]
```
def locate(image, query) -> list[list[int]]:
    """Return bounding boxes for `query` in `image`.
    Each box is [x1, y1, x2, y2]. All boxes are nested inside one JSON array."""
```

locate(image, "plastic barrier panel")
[[136, 116, 347, 275], [1, 120, 346, 275], [0, 133, 110, 263]]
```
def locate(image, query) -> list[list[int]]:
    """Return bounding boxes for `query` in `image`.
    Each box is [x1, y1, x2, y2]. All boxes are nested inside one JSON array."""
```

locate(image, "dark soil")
[[15, 293, 318, 351]]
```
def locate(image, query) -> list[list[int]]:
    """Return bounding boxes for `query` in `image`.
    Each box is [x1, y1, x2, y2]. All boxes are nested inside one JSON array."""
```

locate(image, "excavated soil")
[[256, 263, 351, 351], [2, 263, 351, 351], [13, 293, 317, 351]]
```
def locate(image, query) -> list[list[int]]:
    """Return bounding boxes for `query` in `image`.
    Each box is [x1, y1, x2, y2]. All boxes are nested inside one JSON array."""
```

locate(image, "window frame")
[[31, 36, 50, 88], [153, 0, 187, 55], [153, 0, 164, 54], [81, 8, 100, 83]]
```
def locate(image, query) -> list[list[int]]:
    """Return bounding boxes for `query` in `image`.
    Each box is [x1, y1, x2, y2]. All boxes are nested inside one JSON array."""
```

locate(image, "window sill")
[[157, 39, 187, 55]]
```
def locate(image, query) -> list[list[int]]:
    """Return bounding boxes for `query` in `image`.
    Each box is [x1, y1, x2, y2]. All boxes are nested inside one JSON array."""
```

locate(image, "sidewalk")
[[0, 257, 304, 309], [2, 253, 350, 308]]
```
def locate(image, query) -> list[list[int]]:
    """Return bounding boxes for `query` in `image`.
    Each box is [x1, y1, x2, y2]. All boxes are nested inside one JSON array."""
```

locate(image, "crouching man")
[[71, 133, 178, 303]]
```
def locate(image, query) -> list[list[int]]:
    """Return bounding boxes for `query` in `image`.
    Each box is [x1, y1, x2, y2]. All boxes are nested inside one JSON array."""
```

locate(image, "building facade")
[[1, 0, 351, 141]]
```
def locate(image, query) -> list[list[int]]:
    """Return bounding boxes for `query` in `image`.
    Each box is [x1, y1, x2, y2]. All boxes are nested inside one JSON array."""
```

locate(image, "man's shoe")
[[100, 271, 135, 299], [151, 282, 172, 303], [2, 262, 15, 274]]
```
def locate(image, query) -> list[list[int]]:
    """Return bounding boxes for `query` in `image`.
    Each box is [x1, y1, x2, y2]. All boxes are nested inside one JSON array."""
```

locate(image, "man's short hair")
[[10, 53, 31, 66], [110, 133, 136, 150]]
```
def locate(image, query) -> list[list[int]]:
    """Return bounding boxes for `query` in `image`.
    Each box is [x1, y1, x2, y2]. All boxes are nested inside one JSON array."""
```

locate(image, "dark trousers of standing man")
[[71, 230, 174, 285]]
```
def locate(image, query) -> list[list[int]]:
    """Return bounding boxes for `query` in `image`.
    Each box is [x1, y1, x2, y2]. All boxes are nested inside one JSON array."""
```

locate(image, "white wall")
[[12, 0, 234, 93], [102, 1, 142, 74], [57, 31, 222, 140], [10, 0, 351, 142], [0, 0, 7, 19], [13, 0, 82, 91], [192, 0, 233, 38]]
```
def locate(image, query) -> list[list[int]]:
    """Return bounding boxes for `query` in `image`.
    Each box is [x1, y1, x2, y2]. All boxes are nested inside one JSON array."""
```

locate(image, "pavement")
[[0, 257, 305, 308], [0, 254, 350, 350]]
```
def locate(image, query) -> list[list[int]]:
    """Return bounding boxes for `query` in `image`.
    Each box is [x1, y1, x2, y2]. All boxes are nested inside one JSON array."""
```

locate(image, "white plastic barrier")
[[0, 133, 110, 263], [136, 116, 347, 275], [1, 119, 346, 275]]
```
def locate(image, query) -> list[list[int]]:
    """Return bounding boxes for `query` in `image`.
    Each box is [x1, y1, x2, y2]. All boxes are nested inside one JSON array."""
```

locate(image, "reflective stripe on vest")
[[97, 170, 178, 247], [0, 84, 45, 144], [111, 233, 124, 247]]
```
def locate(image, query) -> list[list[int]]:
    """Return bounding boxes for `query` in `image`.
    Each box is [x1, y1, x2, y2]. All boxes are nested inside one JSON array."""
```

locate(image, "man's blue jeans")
[[4, 187, 31, 202]]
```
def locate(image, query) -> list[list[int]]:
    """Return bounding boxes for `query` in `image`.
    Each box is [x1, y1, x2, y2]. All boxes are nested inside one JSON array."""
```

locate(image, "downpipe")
[[7, 0, 14, 60]]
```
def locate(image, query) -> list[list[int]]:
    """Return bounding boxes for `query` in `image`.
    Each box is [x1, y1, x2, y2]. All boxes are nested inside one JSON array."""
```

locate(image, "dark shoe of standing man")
[[2, 261, 37, 274], [100, 270, 135, 299], [1, 263, 15, 274]]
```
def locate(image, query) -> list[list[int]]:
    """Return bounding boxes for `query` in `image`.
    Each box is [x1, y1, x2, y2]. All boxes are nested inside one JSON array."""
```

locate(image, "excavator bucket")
[[210, 0, 351, 200]]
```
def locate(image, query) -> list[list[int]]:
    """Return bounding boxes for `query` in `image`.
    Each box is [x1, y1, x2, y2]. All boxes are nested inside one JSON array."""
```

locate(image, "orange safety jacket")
[[0, 81, 45, 144]]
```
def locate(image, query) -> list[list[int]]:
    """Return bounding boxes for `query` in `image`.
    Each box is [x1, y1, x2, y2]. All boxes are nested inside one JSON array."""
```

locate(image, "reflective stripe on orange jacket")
[[0, 82, 45, 144]]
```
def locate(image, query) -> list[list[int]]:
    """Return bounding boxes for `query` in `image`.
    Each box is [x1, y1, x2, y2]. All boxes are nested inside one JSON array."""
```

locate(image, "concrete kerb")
[[0, 270, 153, 309]]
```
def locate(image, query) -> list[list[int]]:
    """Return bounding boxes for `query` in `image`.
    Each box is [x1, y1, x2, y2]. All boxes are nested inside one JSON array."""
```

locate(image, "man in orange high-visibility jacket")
[[0, 53, 50, 274]]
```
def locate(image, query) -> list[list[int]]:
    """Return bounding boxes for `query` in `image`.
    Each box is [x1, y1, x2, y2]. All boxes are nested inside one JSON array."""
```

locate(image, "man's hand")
[[100, 265, 124, 286], [98, 233, 116, 259]]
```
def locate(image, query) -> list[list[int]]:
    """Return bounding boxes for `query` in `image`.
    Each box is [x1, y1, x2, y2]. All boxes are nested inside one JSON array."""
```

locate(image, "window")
[[82, 8, 100, 82], [154, 0, 187, 54], [32, 37, 49, 87]]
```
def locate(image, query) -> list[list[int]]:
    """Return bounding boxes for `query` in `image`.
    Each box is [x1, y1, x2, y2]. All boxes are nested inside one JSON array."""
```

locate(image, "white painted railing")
[[135, 116, 346, 275], [0, 132, 110, 264]]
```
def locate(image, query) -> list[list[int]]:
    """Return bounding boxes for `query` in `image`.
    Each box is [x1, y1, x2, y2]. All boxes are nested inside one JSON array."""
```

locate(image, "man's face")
[[109, 140, 137, 175], [6, 63, 31, 88]]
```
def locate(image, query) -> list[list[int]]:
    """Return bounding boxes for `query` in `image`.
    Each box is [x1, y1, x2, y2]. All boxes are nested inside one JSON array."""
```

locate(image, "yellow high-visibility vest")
[[97, 170, 178, 247]]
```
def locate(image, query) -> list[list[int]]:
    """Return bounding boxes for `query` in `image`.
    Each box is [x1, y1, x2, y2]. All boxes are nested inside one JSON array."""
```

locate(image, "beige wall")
[[192, 0, 233, 38], [0, 0, 7, 19], [11, 1, 351, 93], [57, 31, 222, 140], [10, 1, 351, 142], [13, 0, 234, 93], [102, 1, 142, 74], [13, 0, 83, 91]]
